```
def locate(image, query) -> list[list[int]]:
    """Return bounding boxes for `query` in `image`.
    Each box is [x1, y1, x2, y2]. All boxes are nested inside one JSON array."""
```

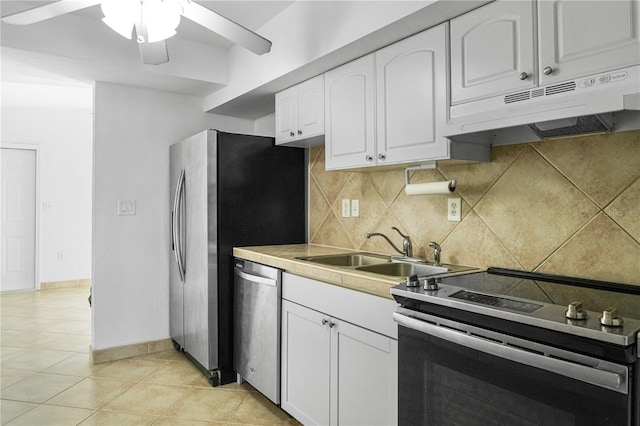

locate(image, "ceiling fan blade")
[[182, 1, 272, 55], [1, 0, 101, 25], [139, 40, 170, 65]]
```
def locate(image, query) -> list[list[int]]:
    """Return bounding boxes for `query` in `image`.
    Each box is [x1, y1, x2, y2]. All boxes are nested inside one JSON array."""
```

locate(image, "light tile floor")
[[1, 287, 298, 425]]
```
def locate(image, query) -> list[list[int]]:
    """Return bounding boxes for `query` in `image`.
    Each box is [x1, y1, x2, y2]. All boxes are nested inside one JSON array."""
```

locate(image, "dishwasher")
[[233, 258, 281, 404]]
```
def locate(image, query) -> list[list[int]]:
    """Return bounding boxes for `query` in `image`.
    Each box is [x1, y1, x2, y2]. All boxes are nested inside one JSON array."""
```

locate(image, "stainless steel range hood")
[[444, 65, 640, 145]]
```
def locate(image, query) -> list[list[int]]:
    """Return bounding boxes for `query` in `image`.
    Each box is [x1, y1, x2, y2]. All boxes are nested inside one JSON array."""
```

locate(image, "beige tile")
[[155, 417, 223, 426], [46, 377, 134, 410], [147, 339, 174, 354], [533, 130, 640, 207], [439, 143, 526, 207], [310, 212, 355, 250], [164, 387, 247, 423], [43, 353, 110, 377], [0, 369, 35, 390], [607, 177, 640, 242], [538, 213, 640, 286], [310, 147, 352, 205], [91, 342, 149, 364], [140, 360, 208, 387], [0, 347, 27, 364], [441, 212, 522, 269], [4, 404, 94, 425], [137, 349, 183, 362], [79, 410, 158, 426], [474, 147, 599, 270], [0, 400, 37, 425], [91, 357, 165, 381], [2, 372, 83, 403], [366, 168, 407, 207], [309, 176, 332, 241], [0, 348, 76, 372], [229, 391, 294, 425], [103, 382, 189, 416]]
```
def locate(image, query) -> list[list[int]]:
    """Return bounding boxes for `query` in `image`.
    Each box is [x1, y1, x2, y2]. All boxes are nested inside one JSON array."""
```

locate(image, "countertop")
[[233, 244, 408, 300]]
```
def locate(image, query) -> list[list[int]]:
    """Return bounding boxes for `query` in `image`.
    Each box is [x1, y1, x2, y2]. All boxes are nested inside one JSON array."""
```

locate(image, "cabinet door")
[[450, 0, 536, 104], [538, 0, 640, 86], [376, 24, 449, 164], [275, 85, 298, 144], [281, 300, 331, 426], [297, 75, 325, 140], [325, 54, 376, 170], [330, 319, 398, 426]]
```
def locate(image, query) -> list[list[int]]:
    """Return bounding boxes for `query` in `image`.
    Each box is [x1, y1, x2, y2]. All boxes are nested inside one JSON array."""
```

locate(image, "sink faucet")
[[366, 227, 413, 258], [429, 241, 441, 265]]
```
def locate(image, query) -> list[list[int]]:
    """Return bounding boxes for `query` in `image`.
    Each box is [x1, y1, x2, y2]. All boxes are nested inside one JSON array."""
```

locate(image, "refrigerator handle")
[[172, 169, 186, 282]]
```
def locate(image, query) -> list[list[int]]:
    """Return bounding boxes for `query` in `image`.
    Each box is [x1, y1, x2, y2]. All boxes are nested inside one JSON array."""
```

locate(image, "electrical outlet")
[[448, 197, 461, 222], [118, 200, 136, 216], [341, 199, 351, 218], [351, 199, 360, 217]]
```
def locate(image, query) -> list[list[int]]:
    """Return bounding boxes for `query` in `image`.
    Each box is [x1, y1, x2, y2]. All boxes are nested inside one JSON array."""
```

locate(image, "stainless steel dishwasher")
[[233, 258, 281, 404]]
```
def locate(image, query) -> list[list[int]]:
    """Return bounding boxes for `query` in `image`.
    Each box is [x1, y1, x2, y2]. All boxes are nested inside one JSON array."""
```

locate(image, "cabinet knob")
[[543, 66, 553, 75], [322, 318, 328, 326], [365, 155, 373, 162], [519, 72, 528, 81], [297, 130, 302, 135], [378, 154, 386, 160], [289, 131, 295, 137]]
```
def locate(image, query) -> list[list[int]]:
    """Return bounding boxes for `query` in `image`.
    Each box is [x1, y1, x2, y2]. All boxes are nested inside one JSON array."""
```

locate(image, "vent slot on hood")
[[528, 115, 612, 139], [546, 81, 577, 96]]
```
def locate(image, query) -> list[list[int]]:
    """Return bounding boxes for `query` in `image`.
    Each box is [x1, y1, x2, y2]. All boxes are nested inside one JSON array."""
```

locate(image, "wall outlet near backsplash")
[[448, 198, 461, 222]]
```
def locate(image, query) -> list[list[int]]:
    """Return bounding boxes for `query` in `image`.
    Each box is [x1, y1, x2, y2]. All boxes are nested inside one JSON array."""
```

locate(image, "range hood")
[[444, 65, 640, 145]]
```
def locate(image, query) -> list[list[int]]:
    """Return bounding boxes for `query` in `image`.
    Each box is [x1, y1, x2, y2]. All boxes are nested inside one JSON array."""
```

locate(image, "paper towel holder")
[[405, 164, 456, 195]]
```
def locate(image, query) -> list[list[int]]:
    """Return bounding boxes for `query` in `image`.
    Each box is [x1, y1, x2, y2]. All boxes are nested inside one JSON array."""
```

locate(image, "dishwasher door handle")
[[234, 268, 277, 286]]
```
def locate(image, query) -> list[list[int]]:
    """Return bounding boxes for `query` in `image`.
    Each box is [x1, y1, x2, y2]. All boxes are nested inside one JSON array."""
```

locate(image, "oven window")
[[398, 326, 631, 426]]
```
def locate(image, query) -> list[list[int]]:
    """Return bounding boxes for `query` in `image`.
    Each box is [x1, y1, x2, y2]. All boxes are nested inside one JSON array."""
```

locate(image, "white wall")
[[1, 82, 93, 284], [92, 82, 255, 350]]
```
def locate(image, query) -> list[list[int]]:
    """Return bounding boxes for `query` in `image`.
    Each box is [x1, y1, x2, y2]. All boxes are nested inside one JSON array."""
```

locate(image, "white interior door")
[[1, 148, 37, 292]]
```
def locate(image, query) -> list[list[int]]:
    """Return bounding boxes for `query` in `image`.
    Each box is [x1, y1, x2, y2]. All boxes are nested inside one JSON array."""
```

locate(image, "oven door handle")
[[393, 312, 627, 394]]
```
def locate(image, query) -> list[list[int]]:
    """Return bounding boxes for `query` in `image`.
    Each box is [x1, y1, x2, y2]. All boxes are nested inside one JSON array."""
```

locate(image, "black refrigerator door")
[[216, 131, 306, 384]]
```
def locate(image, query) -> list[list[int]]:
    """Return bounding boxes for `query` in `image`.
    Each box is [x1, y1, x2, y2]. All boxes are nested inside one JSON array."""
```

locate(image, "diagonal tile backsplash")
[[308, 130, 640, 286]]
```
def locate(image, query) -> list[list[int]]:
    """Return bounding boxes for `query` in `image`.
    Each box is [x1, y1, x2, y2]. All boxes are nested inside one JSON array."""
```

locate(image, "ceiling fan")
[[1, 0, 273, 65]]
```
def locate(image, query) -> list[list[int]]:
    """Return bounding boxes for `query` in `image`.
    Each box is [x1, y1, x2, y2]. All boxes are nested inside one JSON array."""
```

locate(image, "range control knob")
[[406, 274, 420, 288], [423, 277, 438, 291], [565, 301, 587, 320], [600, 307, 624, 327]]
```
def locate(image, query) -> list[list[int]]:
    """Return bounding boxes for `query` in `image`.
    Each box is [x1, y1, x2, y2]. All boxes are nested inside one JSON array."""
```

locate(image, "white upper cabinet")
[[450, 1, 536, 104], [451, 0, 640, 104], [275, 75, 324, 147], [324, 54, 376, 170], [376, 23, 449, 164], [538, 0, 640, 86]]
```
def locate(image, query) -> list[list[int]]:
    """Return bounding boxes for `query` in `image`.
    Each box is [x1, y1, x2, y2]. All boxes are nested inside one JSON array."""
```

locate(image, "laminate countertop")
[[233, 244, 408, 300]]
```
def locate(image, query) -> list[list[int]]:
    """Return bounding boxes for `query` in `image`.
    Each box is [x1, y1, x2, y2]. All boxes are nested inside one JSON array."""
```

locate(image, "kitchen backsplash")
[[309, 130, 640, 286]]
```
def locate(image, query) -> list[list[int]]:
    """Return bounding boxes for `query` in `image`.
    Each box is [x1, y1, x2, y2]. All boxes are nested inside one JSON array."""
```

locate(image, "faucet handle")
[[392, 227, 409, 238]]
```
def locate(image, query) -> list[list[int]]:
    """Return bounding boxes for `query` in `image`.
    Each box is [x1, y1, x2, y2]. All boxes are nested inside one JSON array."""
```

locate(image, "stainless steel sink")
[[356, 262, 449, 277], [295, 253, 391, 267]]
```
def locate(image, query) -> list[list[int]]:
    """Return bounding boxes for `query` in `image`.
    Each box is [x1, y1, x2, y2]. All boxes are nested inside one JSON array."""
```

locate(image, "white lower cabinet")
[[281, 273, 398, 426]]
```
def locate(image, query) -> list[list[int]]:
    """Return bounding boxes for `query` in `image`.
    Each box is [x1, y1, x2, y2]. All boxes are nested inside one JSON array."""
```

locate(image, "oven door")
[[393, 310, 635, 426]]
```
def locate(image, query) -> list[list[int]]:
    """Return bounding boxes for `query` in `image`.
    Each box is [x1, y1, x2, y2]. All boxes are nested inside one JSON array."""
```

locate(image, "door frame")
[[1, 143, 41, 291]]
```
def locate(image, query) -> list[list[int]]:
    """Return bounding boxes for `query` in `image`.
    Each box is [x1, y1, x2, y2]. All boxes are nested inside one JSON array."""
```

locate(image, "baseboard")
[[90, 338, 174, 364], [40, 279, 91, 290]]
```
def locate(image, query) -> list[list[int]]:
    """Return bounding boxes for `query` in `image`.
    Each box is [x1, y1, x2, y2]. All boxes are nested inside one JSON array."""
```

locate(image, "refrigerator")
[[169, 130, 306, 386]]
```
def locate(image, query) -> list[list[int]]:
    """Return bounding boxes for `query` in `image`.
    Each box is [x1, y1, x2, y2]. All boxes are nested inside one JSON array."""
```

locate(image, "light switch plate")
[[341, 199, 351, 218], [351, 199, 360, 217], [448, 197, 461, 222]]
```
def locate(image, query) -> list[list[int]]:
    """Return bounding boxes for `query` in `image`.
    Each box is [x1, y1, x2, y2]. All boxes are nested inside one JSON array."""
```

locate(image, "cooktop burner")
[[391, 267, 640, 347]]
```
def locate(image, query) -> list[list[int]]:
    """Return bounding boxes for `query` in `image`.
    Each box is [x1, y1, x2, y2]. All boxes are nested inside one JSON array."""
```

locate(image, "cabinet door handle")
[[365, 155, 373, 162], [297, 130, 302, 135], [519, 72, 528, 80], [329, 321, 335, 328], [378, 153, 386, 160], [289, 131, 295, 137], [543, 67, 553, 75], [322, 318, 328, 325]]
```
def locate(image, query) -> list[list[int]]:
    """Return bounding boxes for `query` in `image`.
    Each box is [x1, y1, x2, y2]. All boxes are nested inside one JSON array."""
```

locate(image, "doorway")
[[1, 147, 37, 292]]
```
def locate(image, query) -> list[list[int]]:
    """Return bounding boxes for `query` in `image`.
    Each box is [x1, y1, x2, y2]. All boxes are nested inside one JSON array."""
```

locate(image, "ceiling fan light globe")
[[102, 16, 135, 40], [142, 0, 181, 43]]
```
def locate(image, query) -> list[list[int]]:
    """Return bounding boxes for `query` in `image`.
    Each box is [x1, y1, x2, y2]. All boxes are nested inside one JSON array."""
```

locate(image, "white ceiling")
[[0, 1, 294, 95]]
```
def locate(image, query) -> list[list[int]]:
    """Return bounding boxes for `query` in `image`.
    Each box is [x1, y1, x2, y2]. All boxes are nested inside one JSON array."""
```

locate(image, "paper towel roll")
[[405, 180, 455, 196]]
